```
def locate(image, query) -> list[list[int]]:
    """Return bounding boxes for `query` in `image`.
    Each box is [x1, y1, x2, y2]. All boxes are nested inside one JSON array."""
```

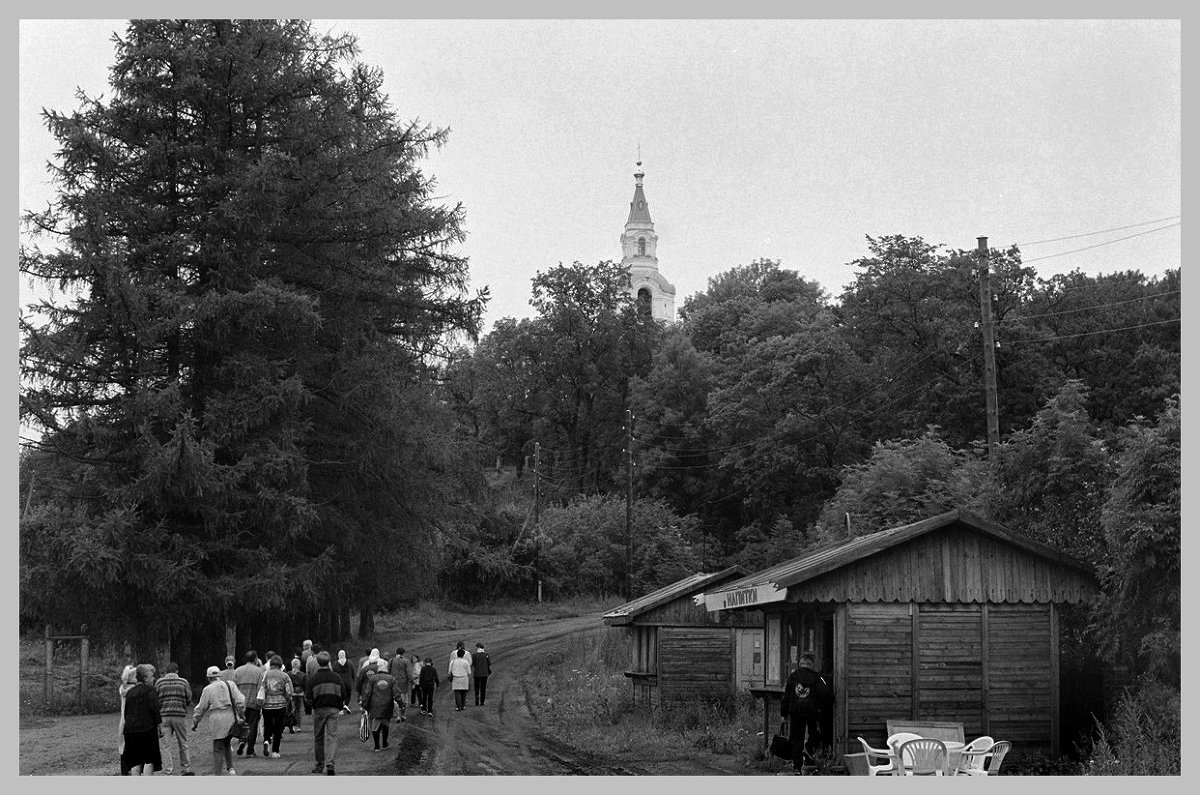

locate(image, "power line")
[[1005, 317, 1179, 345], [1014, 215, 1181, 247], [1019, 222, 1180, 265], [993, 289, 1181, 325]]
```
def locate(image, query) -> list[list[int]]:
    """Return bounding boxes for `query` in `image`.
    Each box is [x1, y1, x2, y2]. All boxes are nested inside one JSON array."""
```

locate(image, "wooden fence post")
[[44, 624, 53, 710], [79, 625, 89, 713]]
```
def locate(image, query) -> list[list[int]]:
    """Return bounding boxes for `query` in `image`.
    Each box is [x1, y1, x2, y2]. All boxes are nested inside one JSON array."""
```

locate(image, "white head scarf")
[[363, 648, 380, 669], [337, 650, 348, 666]]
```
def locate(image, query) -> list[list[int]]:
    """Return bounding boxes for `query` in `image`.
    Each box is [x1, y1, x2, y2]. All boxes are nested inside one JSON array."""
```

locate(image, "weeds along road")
[[20, 611, 748, 775]]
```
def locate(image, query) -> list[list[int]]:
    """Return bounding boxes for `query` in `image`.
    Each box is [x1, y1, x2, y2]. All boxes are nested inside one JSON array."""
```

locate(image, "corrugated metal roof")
[[602, 565, 746, 622], [700, 509, 1093, 606]]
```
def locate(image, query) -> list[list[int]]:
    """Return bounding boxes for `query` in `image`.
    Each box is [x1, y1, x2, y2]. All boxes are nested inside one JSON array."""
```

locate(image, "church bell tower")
[[620, 161, 675, 322]]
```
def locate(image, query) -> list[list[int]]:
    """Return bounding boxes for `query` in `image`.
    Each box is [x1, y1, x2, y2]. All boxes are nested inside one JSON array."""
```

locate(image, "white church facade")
[[619, 162, 676, 322]]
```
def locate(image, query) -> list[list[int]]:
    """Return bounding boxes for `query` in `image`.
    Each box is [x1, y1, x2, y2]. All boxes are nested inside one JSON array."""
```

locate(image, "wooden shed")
[[693, 510, 1099, 758], [603, 567, 763, 708]]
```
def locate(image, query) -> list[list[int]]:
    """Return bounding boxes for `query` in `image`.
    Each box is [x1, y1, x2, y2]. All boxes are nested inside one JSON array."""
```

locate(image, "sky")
[[18, 19, 1181, 334]]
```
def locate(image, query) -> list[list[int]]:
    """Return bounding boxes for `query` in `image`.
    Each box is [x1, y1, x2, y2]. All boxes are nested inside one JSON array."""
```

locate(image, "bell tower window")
[[637, 288, 653, 317], [638, 237, 646, 256]]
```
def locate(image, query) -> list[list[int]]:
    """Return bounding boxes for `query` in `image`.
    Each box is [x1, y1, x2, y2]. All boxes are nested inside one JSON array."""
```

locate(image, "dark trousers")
[[420, 684, 435, 713], [241, 706, 261, 751], [473, 676, 489, 705], [262, 708, 286, 753], [372, 723, 390, 749], [789, 713, 821, 771], [410, 685, 419, 706], [454, 689, 467, 710]]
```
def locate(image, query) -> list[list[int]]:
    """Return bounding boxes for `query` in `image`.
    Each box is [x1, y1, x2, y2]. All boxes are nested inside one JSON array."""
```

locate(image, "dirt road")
[[20, 612, 750, 776]]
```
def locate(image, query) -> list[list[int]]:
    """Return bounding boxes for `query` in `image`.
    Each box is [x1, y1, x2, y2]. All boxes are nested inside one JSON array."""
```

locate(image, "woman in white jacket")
[[192, 665, 247, 776], [447, 648, 472, 712]]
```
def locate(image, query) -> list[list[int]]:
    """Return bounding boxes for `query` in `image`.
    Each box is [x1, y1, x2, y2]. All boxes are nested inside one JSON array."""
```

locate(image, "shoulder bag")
[[225, 681, 250, 742], [769, 719, 791, 760]]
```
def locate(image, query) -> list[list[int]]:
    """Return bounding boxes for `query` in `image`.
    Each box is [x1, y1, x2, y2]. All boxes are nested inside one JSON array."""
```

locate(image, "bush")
[[1081, 679, 1180, 775]]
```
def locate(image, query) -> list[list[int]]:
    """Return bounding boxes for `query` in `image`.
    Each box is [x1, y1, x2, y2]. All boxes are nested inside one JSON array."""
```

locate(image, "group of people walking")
[[116, 638, 493, 775]]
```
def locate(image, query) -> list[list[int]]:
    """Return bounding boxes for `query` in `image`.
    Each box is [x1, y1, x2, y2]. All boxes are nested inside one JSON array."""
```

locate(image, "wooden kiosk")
[[694, 510, 1098, 758], [603, 566, 763, 708]]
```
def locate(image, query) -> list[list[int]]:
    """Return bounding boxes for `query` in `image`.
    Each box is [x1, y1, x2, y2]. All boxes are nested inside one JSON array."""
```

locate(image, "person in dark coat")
[[780, 653, 832, 774], [361, 663, 403, 751], [121, 664, 163, 775], [417, 656, 440, 716], [472, 642, 492, 707]]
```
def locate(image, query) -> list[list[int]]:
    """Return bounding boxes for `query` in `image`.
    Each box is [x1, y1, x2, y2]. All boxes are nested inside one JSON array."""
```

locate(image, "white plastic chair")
[[885, 732, 922, 775], [898, 738, 947, 776], [955, 736, 995, 776], [856, 736, 895, 776]]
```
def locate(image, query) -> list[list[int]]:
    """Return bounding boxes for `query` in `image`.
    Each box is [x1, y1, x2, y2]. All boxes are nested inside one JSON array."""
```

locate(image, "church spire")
[[626, 159, 652, 225], [618, 159, 675, 322]]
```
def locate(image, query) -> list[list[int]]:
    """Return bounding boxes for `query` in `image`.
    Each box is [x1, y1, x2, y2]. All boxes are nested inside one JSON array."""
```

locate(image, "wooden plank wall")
[[635, 598, 762, 627], [845, 603, 912, 745], [658, 626, 733, 703], [916, 605, 985, 738], [843, 601, 1053, 754], [787, 525, 1096, 604], [987, 604, 1053, 756]]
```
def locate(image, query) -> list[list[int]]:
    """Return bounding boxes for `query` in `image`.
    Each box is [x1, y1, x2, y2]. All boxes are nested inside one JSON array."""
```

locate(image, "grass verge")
[[521, 624, 772, 771]]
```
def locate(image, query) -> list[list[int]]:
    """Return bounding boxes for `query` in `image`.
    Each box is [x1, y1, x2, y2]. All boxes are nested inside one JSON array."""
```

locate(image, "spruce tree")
[[20, 20, 483, 672]]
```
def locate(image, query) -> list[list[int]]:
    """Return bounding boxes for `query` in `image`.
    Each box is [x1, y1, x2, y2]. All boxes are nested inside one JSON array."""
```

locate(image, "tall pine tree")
[[20, 20, 483, 676]]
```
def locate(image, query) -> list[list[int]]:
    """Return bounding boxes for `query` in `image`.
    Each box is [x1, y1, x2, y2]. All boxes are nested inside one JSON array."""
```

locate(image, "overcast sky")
[[19, 19, 1181, 333]]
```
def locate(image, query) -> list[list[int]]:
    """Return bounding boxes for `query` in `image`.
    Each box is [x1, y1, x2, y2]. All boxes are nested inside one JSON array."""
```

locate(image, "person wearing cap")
[[193, 664, 246, 776], [218, 655, 236, 683]]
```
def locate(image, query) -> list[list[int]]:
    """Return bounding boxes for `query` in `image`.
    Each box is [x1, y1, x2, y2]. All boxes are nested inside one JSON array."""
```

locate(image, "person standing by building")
[[389, 647, 411, 722], [232, 651, 264, 757], [418, 656, 439, 716], [471, 642, 492, 707], [361, 661, 403, 751], [305, 650, 349, 776], [257, 655, 294, 758], [192, 665, 245, 776], [120, 664, 163, 775], [780, 652, 832, 774], [447, 648, 472, 712], [287, 657, 307, 733], [154, 661, 194, 775]]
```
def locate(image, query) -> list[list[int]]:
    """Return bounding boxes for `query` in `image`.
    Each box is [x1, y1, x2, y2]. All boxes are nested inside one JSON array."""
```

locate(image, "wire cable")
[[1014, 215, 1181, 247], [991, 289, 1181, 325], [1004, 317, 1179, 344], [1019, 222, 1180, 265]]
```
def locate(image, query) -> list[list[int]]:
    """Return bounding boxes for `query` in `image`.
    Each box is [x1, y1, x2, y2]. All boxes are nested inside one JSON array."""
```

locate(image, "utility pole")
[[625, 408, 635, 600], [534, 442, 541, 603], [977, 236, 1001, 460]]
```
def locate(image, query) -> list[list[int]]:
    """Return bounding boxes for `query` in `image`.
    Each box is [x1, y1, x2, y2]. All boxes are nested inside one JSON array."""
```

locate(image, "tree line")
[[19, 21, 1178, 696]]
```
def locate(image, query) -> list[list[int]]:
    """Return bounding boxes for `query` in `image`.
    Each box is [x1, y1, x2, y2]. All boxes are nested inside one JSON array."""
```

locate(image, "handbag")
[[358, 710, 370, 742], [769, 719, 791, 760], [225, 681, 250, 742]]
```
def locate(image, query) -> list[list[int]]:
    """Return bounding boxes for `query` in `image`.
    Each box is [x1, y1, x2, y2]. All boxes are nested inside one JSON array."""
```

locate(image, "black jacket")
[[780, 666, 832, 718], [123, 683, 162, 734], [418, 664, 440, 688], [472, 650, 491, 677]]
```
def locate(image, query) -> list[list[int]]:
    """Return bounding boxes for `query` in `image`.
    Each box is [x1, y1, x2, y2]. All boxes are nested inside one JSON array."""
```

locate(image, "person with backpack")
[[780, 653, 832, 774], [257, 655, 294, 758]]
